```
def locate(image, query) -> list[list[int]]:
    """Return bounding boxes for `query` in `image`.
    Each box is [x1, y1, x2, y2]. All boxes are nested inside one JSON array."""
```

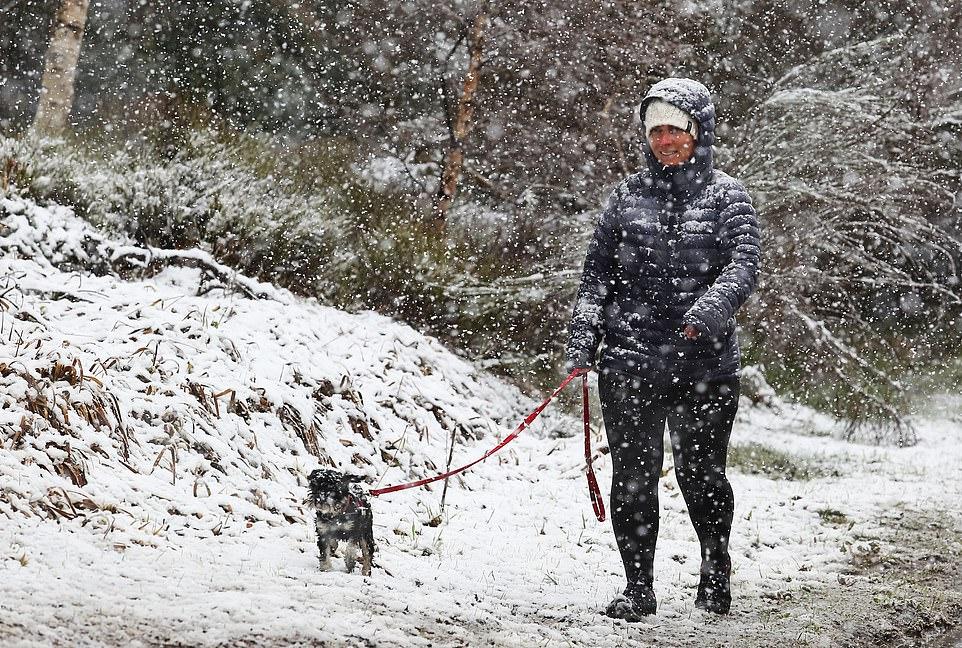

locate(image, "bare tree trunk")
[[433, 11, 488, 229], [32, 0, 90, 137]]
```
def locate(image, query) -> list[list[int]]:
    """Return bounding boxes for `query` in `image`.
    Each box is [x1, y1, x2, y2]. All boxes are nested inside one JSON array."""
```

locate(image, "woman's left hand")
[[683, 324, 701, 340]]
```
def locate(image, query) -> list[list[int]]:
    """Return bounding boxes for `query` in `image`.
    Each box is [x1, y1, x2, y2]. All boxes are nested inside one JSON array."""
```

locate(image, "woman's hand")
[[683, 324, 701, 340]]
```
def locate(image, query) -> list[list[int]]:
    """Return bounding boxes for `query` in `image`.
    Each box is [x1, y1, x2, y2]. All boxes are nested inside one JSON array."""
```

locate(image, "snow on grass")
[[1, 193, 960, 647], [0, 192, 538, 543]]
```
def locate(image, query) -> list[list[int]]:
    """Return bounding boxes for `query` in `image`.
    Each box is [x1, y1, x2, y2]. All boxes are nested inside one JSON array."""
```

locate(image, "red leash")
[[583, 373, 606, 521], [369, 370, 606, 522]]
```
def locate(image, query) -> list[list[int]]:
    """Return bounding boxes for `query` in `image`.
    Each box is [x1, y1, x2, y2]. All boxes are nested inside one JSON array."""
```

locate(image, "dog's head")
[[306, 468, 366, 508]]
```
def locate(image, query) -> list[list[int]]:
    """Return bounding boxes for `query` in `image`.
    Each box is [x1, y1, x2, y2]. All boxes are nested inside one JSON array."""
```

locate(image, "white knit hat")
[[644, 99, 699, 141]]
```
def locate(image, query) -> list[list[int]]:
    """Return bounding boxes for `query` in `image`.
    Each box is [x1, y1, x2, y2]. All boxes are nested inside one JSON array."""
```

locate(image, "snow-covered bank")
[[1, 194, 961, 648], [0, 193, 540, 542]]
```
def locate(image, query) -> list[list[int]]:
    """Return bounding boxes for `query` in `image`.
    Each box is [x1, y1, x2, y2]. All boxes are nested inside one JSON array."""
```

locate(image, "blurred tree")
[[434, 9, 488, 227], [247, 0, 683, 218], [32, 0, 90, 136], [466, 0, 680, 208], [4, 0, 682, 205], [0, 0, 57, 131], [729, 7, 962, 438]]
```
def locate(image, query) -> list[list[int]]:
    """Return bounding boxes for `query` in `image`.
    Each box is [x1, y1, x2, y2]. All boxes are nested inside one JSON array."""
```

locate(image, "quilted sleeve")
[[683, 181, 760, 339], [564, 189, 622, 371]]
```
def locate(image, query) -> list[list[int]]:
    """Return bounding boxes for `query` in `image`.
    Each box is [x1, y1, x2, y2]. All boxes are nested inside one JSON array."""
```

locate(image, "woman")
[[566, 78, 760, 619]]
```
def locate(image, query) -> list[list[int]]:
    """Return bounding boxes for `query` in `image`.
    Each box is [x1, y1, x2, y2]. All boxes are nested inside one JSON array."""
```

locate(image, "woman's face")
[[648, 125, 696, 166]]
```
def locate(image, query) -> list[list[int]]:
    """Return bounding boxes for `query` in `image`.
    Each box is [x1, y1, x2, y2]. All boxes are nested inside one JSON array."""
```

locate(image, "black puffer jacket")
[[565, 78, 760, 385]]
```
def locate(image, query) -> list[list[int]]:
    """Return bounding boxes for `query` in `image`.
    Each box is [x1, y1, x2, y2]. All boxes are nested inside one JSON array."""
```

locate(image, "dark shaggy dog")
[[306, 468, 375, 576]]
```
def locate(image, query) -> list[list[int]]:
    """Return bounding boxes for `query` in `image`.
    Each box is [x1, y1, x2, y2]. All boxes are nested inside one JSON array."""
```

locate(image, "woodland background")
[[2, 0, 961, 435]]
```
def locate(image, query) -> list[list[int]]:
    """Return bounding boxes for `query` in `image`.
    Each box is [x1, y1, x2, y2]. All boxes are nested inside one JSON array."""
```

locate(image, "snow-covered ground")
[[1, 194, 960, 647]]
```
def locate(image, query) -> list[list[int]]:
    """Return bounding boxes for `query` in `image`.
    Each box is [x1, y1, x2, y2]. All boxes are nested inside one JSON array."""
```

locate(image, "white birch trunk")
[[32, 0, 90, 136]]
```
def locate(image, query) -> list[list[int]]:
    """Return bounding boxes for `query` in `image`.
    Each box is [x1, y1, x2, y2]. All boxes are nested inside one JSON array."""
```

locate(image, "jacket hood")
[[638, 78, 716, 199]]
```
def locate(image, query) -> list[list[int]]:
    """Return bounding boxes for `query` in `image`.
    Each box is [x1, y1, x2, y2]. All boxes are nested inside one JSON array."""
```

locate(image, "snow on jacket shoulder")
[[565, 78, 760, 385]]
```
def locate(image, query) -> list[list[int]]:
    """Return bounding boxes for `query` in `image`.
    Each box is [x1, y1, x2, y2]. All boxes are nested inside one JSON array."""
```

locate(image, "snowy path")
[[3, 401, 961, 647]]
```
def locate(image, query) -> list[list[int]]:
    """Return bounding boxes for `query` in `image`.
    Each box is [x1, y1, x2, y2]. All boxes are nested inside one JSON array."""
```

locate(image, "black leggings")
[[598, 370, 739, 587]]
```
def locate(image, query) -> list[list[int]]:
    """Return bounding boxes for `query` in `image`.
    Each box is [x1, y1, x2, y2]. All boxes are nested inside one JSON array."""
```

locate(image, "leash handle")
[[583, 373, 606, 522], [370, 370, 582, 497]]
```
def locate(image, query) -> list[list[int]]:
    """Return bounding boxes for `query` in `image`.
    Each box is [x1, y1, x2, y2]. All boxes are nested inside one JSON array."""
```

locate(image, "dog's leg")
[[343, 542, 358, 574], [318, 537, 334, 571], [359, 538, 372, 577], [361, 512, 375, 577]]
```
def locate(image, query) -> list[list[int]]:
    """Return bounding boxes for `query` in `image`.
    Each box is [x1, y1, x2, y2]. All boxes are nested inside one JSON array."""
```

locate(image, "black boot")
[[694, 559, 731, 614], [605, 580, 657, 621]]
